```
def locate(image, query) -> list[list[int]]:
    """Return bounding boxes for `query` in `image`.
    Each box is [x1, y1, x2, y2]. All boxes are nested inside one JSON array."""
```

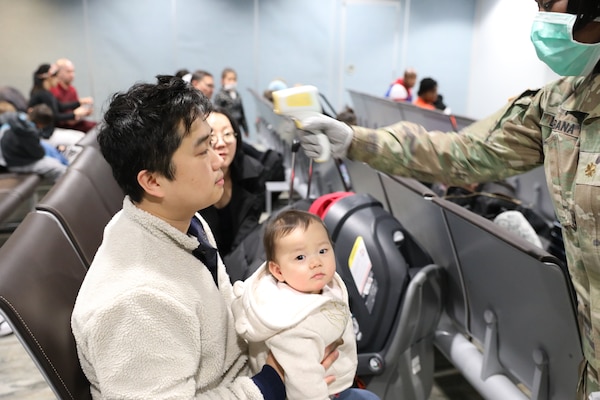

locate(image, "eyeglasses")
[[209, 131, 237, 147]]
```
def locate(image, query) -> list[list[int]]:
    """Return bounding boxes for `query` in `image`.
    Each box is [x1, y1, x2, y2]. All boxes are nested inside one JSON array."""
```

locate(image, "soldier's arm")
[[348, 90, 545, 186]]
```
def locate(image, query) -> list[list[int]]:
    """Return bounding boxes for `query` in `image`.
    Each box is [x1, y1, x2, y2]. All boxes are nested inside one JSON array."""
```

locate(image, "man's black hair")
[[98, 75, 212, 203], [191, 70, 213, 83], [417, 78, 437, 97]]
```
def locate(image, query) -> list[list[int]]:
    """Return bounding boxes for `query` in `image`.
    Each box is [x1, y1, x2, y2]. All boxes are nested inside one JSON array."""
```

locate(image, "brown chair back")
[[68, 146, 124, 216], [0, 211, 91, 400], [37, 145, 124, 266], [37, 169, 117, 266]]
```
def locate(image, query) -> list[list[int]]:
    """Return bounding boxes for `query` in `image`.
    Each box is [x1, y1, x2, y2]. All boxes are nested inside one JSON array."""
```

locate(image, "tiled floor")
[[431, 349, 484, 400], [0, 335, 54, 399]]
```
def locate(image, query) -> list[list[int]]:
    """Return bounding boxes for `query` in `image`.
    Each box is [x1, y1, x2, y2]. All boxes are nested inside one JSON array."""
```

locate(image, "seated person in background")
[[214, 67, 250, 137], [414, 77, 439, 111], [28, 63, 90, 146], [50, 58, 97, 133], [0, 102, 66, 182], [199, 107, 265, 258], [190, 69, 215, 100], [232, 209, 379, 400], [71, 75, 303, 399], [385, 68, 417, 102]]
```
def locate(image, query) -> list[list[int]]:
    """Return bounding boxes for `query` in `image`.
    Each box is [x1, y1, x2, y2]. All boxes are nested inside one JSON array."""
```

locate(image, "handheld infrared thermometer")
[[272, 85, 331, 163]]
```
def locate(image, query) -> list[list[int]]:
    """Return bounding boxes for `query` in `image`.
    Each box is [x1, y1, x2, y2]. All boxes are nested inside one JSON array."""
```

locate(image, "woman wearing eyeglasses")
[[199, 107, 266, 278]]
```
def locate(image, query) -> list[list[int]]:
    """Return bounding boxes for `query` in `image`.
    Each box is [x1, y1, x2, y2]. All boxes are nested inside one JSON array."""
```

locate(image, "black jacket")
[[199, 154, 265, 258], [0, 112, 45, 167]]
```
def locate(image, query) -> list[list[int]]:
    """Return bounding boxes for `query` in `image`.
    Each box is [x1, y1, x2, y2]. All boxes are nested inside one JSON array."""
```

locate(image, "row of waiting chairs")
[[343, 159, 581, 400], [0, 173, 42, 229], [0, 131, 123, 399]]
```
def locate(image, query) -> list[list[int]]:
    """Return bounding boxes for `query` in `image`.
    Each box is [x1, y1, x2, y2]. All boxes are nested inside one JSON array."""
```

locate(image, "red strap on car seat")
[[308, 192, 354, 219]]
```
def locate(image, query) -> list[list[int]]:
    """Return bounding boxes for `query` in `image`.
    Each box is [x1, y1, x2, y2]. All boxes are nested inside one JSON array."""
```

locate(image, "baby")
[[231, 209, 359, 400]]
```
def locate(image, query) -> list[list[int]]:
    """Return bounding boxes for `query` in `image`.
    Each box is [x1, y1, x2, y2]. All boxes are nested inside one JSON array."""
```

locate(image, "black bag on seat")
[[322, 192, 433, 354]]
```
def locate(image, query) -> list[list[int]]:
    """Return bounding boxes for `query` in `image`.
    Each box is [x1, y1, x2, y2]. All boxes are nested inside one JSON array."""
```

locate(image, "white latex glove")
[[298, 114, 354, 159]]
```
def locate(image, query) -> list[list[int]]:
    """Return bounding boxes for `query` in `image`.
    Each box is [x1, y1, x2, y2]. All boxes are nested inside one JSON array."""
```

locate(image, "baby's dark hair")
[[263, 209, 332, 263]]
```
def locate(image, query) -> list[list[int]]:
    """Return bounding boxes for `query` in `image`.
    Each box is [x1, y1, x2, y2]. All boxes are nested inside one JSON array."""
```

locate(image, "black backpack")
[[443, 181, 565, 264], [242, 142, 285, 207]]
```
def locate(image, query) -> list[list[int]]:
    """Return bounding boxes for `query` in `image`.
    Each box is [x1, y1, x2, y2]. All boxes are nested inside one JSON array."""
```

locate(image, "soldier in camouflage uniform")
[[300, 1, 600, 398]]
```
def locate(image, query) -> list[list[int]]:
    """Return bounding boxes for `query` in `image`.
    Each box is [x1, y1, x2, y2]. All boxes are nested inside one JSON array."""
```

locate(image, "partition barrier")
[[347, 88, 476, 132], [351, 166, 581, 400], [432, 196, 580, 400], [377, 174, 469, 332]]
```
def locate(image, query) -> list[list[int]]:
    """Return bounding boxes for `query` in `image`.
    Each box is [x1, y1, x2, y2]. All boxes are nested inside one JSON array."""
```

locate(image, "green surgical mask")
[[530, 12, 600, 76]]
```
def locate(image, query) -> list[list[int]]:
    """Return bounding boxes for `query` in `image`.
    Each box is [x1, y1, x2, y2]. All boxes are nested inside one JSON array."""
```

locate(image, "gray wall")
[[0, 0, 476, 138], [467, 0, 559, 119]]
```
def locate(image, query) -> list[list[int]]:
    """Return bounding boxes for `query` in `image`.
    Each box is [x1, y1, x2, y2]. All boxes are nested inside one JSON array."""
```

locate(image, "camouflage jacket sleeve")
[[347, 90, 546, 186]]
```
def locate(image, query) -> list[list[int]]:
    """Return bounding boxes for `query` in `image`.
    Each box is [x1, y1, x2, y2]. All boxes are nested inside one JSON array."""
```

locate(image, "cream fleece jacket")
[[71, 198, 264, 399], [231, 263, 358, 400]]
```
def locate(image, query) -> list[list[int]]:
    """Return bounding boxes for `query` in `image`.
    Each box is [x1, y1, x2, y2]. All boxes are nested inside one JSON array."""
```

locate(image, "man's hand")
[[322, 339, 342, 384], [298, 114, 354, 159]]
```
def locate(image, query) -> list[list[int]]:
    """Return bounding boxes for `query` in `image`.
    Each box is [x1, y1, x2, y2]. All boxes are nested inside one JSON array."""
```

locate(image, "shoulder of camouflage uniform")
[[542, 76, 588, 111], [509, 76, 583, 104], [512, 89, 541, 102]]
